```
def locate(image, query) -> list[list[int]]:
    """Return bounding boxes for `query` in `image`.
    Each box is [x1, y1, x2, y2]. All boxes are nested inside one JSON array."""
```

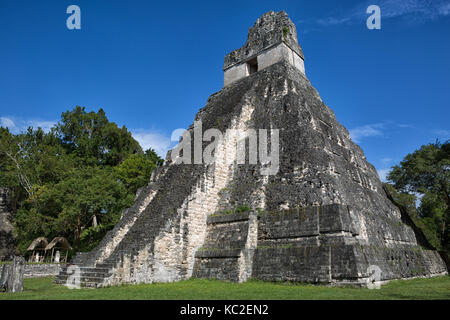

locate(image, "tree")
[[388, 140, 450, 253], [1, 107, 163, 254], [0, 128, 35, 200], [35, 166, 133, 249], [0, 127, 71, 211], [56, 106, 142, 166], [145, 148, 164, 167], [115, 154, 157, 195], [383, 183, 441, 250]]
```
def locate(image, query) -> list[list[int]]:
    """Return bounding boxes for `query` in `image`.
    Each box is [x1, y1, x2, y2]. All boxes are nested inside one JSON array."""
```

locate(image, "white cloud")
[[433, 129, 450, 139], [377, 168, 391, 182], [381, 0, 450, 19], [349, 123, 384, 143], [1, 115, 179, 158], [131, 129, 173, 157], [316, 17, 352, 27], [440, 3, 450, 15], [415, 192, 424, 208], [0, 117, 16, 131], [301, 0, 450, 29], [397, 123, 414, 128], [0, 116, 56, 134], [381, 157, 393, 165], [27, 120, 56, 133]]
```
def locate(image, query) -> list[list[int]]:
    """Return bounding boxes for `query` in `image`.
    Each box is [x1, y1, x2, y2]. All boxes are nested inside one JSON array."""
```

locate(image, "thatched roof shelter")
[[27, 237, 48, 263], [45, 237, 72, 263], [45, 237, 72, 251], [27, 237, 48, 251]]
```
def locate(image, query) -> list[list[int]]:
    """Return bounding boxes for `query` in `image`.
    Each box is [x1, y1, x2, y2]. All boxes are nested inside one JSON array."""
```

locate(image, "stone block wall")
[[257, 43, 304, 75], [253, 246, 331, 283], [224, 43, 305, 87], [193, 211, 257, 282], [193, 204, 447, 285], [224, 63, 249, 87], [24, 263, 67, 278]]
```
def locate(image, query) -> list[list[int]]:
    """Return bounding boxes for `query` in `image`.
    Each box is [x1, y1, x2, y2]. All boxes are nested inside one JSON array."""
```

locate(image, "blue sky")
[[1, 0, 449, 180]]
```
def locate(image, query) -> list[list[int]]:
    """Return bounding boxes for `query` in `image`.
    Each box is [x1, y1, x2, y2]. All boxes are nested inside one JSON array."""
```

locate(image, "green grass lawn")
[[1, 276, 449, 300]]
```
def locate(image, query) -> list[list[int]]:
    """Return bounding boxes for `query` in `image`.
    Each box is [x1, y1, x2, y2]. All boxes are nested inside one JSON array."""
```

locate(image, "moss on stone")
[[282, 26, 289, 40], [235, 205, 251, 213]]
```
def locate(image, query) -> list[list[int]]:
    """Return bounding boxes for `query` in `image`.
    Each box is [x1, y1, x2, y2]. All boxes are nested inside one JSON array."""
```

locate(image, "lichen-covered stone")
[[24, 263, 67, 278], [0, 256, 25, 292], [223, 11, 304, 70], [0, 188, 16, 261]]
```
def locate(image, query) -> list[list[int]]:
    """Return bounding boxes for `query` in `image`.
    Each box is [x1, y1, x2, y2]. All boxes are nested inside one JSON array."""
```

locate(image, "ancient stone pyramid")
[[57, 11, 447, 287]]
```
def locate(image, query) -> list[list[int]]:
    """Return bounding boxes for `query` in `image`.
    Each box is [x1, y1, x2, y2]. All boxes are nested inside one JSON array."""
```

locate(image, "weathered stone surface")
[[24, 263, 67, 278], [0, 256, 25, 292], [0, 188, 16, 261], [193, 211, 257, 282], [223, 11, 305, 86], [223, 11, 304, 70], [56, 11, 447, 288]]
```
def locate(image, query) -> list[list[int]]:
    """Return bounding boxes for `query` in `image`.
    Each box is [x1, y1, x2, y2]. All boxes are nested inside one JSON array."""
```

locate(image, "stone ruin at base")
[[0, 188, 17, 262], [0, 256, 25, 293], [56, 11, 447, 288]]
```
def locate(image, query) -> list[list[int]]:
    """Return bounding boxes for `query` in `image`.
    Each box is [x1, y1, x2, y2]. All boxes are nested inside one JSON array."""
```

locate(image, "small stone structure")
[[56, 11, 447, 288], [223, 11, 305, 86], [24, 263, 67, 278], [0, 256, 25, 292], [0, 188, 16, 261]]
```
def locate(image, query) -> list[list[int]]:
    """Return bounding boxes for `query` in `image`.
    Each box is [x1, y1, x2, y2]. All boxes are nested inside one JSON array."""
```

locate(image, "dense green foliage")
[[386, 141, 449, 254], [0, 107, 162, 255], [1, 276, 449, 300], [383, 184, 442, 250]]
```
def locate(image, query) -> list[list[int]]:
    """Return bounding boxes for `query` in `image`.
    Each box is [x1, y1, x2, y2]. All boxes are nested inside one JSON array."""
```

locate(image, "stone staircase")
[[53, 173, 166, 289], [193, 210, 258, 282], [54, 263, 114, 288]]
